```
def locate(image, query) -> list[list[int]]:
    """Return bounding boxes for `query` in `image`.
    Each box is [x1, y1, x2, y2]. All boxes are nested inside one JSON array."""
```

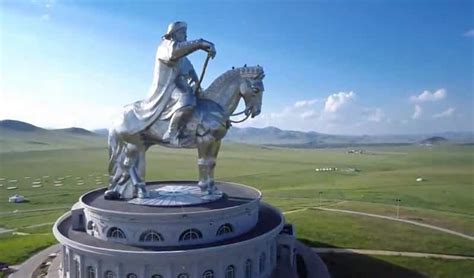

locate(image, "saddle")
[[169, 99, 228, 147]]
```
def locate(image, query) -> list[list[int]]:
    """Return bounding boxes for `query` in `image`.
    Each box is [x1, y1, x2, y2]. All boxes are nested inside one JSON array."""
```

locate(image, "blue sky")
[[1, 0, 472, 134]]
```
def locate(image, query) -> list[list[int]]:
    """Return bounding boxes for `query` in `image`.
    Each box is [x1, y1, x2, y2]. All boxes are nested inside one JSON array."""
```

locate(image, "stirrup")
[[163, 131, 180, 145], [170, 136, 180, 146], [162, 130, 173, 142]]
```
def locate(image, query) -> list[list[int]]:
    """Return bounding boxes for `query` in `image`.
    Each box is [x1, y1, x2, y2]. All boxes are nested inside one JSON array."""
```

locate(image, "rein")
[[229, 107, 251, 123], [197, 55, 254, 124], [194, 53, 212, 95]]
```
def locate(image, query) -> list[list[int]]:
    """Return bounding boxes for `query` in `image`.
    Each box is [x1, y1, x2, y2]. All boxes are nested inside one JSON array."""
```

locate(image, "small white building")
[[8, 194, 25, 203]]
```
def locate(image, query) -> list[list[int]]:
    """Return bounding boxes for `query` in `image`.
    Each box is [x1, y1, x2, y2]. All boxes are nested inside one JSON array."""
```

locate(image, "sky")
[[0, 0, 473, 135]]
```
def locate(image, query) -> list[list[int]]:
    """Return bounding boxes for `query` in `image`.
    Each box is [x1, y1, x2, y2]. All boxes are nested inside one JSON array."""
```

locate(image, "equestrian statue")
[[105, 21, 265, 200]]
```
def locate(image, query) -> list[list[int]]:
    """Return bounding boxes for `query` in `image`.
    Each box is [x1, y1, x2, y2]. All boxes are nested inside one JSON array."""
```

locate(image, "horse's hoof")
[[207, 186, 216, 195], [137, 191, 149, 199], [198, 182, 208, 192], [104, 190, 121, 200]]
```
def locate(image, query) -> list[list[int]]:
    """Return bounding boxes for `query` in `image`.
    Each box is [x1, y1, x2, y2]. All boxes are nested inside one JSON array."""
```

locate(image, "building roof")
[[81, 181, 261, 214], [56, 203, 282, 252]]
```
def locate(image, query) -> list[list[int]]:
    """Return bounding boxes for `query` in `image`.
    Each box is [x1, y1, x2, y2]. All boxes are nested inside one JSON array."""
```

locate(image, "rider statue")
[[105, 21, 264, 201], [131, 21, 216, 145]]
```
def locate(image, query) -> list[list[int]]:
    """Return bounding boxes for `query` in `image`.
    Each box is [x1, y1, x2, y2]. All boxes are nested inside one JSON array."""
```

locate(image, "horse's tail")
[[108, 127, 123, 184]]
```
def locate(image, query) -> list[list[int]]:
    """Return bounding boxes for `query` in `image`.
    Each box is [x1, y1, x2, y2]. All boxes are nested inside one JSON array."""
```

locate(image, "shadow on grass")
[[300, 239, 425, 278]]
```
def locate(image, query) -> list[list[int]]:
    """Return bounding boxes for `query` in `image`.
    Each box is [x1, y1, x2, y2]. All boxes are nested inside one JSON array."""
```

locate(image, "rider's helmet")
[[163, 21, 187, 39]]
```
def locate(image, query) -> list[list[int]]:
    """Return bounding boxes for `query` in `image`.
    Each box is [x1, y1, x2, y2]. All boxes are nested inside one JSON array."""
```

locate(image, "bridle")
[[229, 81, 262, 124], [197, 54, 260, 124], [229, 107, 252, 123]]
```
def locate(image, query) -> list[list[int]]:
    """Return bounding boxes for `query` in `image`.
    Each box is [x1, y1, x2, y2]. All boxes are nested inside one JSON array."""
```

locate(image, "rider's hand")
[[192, 83, 202, 95], [208, 44, 216, 59], [200, 39, 216, 59]]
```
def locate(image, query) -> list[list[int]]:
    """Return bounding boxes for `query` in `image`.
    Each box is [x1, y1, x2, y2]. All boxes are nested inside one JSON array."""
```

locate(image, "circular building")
[[53, 181, 328, 278]]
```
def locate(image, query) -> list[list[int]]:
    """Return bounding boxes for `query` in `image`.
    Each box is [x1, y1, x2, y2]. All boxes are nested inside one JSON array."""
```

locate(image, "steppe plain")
[[0, 127, 473, 277]]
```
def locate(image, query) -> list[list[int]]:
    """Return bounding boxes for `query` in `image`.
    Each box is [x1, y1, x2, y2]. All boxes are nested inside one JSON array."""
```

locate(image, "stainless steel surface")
[[105, 22, 265, 200]]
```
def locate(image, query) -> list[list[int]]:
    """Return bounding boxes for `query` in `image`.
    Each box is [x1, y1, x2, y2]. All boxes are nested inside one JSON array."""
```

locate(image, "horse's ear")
[[232, 66, 235, 70], [244, 64, 247, 67]]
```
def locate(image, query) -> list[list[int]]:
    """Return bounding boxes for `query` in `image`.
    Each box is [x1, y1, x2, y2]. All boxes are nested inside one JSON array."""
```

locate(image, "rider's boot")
[[162, 129, 179, 145], [163, 106, 194, 146], [163, 113, 181, 145]]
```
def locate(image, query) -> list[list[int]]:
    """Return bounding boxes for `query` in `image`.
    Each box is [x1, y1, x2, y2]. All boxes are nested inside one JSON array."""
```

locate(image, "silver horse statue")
[[105, 66, 265, 200]]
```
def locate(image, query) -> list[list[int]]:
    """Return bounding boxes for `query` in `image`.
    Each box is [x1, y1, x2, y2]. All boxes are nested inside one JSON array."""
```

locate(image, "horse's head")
[[239, 66, 265, 118]]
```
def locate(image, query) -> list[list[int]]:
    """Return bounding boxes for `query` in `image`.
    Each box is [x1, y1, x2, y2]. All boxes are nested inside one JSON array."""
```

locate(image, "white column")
[[142, 264, 148, 278], [79, 254, 84, 278], [61, 246, 66, 278], [117, 262, 123, 278], [97, 259, 102, 278], [68, 248, 74, 278], [192, 260, 198, 278], [217, 255, 224, 278], [253, 248, 258, 278], [165, 264, 172, 278]]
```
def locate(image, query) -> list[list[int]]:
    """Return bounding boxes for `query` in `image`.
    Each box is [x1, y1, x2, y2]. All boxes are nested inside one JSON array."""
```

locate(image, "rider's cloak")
[[124, 39, 180, 134]]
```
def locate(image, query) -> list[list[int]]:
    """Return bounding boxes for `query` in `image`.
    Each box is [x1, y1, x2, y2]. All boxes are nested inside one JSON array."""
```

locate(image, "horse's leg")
[[105, 127, 125, 200], [105, 110, 150, 200], [197, 139, 221, 194], [137, 146, 147, 181], [197, 141, 213, 193], [133, 146, 148, 198], [207, 140, 221, 193], [110, 142, 137, 198]]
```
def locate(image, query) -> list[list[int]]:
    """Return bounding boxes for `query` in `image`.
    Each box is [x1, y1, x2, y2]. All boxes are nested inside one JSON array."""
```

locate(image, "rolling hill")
[[420, 136, 448, 145], [0, 120, 106, 153], [0, 119, 472, 152], [225, 126, 473, 147]]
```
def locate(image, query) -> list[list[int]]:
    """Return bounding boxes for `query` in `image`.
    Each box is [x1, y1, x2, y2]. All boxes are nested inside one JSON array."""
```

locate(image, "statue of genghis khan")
[[132, 21, 216, 145], [106, 21, 265, 200]]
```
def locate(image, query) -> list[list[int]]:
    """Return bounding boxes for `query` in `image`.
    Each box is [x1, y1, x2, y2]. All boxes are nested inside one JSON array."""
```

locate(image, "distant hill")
[[225, 126, 473, 147], [0, 119, 106, 153], [420, 136, 448, 145], [1, 119, 472, 151], [225, 126, 389, 146], [0, 119, 43, 132], [93, 128, 109, 136], [53, 127, 98, 136], [225, 126, 317, 145]]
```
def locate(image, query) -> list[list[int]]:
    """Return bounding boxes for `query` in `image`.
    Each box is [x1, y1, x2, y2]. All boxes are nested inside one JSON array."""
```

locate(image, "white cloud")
[[38, 0, 55, 20], [366, 108, 385, 122], [433, 107, 455, 118], [238, 96, 323, 131], [412, 105, 422, 119], [226, 88, 468, 134], [410, 88, 446, 103], [294, 99, 319, 108], [300, 110, 318, 119], [324, 91, 355, 113], [463, 29, 474, 37], [0, 91, 118, 130]]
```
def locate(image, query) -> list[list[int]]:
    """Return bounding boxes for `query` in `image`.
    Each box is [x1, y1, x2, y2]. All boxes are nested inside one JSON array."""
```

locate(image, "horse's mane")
[[200, 66, 264, 99]]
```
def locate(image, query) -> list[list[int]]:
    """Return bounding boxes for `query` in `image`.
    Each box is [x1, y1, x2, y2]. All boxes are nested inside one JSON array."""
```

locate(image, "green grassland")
[[286, 209, 474, 256], [0, 143, 473, 276], [320, 254, 474, 278], [0, 128, 105, 153]]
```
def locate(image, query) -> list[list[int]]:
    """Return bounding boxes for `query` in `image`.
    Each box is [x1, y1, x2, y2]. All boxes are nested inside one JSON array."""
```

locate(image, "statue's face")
[[173, 28, 187, 42], [241, 78, 264, 118]]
